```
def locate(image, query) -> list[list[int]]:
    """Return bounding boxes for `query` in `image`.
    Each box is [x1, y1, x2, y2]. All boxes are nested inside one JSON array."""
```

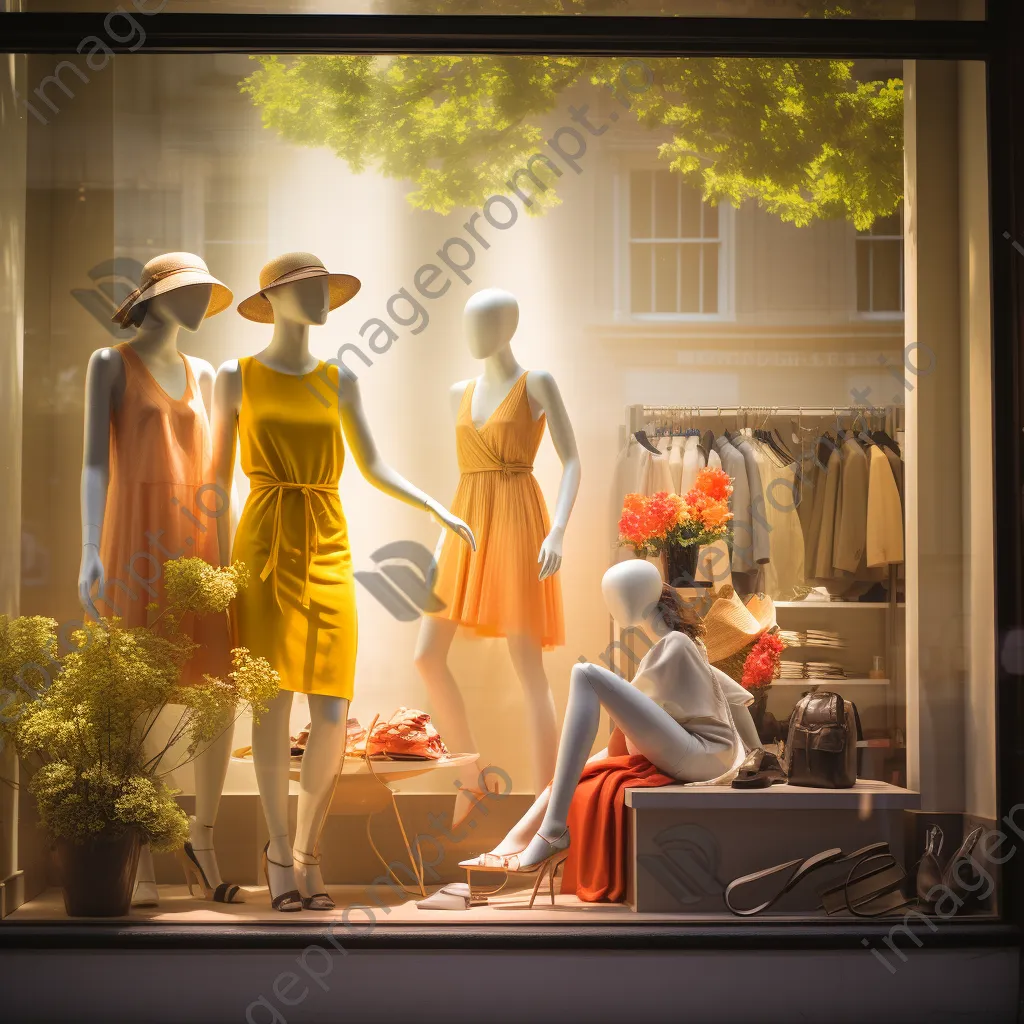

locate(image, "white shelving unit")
[[775, 601, 906, 610], [773, 677, 889, 686]]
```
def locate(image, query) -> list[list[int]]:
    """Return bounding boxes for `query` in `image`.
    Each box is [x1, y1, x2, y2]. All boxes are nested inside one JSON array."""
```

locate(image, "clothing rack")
[[627, 404, 905, 436]]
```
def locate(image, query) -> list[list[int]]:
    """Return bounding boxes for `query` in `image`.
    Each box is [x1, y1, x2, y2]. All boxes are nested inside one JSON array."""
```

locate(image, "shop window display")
[[0, 43, 1001, 937]]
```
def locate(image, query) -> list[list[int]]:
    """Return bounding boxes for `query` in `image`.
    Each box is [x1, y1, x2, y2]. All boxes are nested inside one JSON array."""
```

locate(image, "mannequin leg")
[[132, 843, 158, 906], [414, 616, 476, 756], [251, 688, 296, 899], [414, 616, 486, 824], [506, 634, 558, 796], [292, 694, 349, 899], [515, 660, 721, 869], [188, 704, 235, 888], [488, 785, 552, 857]]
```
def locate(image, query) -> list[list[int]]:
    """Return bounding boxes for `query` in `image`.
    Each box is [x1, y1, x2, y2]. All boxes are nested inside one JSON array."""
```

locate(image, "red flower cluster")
[[741, 632, 785, 692]]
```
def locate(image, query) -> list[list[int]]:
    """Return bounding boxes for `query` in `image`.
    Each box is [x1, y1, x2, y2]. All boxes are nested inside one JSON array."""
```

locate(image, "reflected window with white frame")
[[856, 205, 904, 314], [627, 168, 730, 318]]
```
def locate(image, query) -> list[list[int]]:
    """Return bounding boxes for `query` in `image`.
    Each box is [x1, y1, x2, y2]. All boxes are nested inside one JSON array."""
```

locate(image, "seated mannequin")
[[462, 560, 760, 873]]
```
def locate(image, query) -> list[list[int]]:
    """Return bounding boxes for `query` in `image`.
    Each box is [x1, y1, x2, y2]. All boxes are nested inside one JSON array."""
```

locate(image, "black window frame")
[[0, 4, 1021, 953]]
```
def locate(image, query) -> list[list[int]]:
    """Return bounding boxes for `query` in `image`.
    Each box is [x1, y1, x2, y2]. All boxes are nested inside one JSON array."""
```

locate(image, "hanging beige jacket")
[[866, 445, 904, 567], [832, 437, 870, 575], [806, 445, 841, 580]]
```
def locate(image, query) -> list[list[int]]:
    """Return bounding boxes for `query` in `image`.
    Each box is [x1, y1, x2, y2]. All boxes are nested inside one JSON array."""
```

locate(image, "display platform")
[[6, 881, 955, 927]]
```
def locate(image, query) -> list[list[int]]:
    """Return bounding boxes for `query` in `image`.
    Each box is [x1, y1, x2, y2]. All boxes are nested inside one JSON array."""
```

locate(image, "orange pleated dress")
[[430, 372, 564, 648], [230, 358, 357, 699], [97, 342, 230, 685]]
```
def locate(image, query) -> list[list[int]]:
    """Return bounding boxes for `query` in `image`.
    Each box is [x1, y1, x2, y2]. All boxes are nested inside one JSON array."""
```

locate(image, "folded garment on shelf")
[[804, 661, 848, 679], [777, 628, 846, 649]]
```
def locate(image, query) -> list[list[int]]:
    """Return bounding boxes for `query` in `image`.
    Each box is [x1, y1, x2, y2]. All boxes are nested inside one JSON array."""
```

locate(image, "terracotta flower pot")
[[54, 829, 142, 917]]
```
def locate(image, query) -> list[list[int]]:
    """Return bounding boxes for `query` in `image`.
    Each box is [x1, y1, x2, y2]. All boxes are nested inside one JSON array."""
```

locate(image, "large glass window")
[[0, 44, 1000, 940]]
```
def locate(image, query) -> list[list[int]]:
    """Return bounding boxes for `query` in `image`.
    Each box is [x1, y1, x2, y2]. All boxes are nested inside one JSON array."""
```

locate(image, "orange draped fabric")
[[560, 754, 675, 904]]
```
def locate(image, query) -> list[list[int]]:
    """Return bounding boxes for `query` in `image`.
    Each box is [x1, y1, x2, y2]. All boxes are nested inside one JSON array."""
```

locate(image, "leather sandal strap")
[[725, 848, 843, 916], [271, 889, 302, 911], [213, 883, 243, 904]]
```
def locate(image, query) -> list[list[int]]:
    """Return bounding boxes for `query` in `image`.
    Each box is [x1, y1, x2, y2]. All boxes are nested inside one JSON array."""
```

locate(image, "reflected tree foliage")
[[242, 1, 902, 228]]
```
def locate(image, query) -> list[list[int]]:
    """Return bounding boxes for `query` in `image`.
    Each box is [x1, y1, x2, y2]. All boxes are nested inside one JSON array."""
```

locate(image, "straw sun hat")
[[236, 252, 361, 324], [702, 586, 777, 665], [111, 252, 233, 327]]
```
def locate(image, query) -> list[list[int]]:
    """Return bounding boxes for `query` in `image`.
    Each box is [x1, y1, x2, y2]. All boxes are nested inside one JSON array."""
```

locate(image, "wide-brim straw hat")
[[237, 251, 361, 323], [111, 252, 233, 327], [703, 586, 776, 664]]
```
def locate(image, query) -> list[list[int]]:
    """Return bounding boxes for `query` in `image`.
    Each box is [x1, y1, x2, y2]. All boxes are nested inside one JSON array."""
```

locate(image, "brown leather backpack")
[[783, 691, 861, 788]]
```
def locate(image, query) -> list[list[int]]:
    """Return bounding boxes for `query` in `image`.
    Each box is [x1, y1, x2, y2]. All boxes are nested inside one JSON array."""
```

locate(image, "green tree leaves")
[[242, 51, 902, 228]]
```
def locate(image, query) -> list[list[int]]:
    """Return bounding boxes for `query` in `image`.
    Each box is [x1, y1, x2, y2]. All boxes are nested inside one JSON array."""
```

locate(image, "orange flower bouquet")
[[618, 467, 734, 558]]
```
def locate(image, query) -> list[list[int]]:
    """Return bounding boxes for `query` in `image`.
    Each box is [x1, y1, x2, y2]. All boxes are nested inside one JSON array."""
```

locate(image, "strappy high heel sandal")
[[460, 829, 571, 910], [293, 849, 335, 911], [176, 842, 246, 904], [261, 841, 303, 913]]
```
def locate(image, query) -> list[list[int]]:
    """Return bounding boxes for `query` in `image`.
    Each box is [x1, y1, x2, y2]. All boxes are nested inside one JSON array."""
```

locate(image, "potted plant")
[[0, 557, 279, 917], [617, 467, 734, 587]]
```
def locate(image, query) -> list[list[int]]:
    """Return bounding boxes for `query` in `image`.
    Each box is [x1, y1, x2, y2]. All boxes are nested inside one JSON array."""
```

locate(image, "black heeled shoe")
[[732, 748, 787, 789], [941, 826, 987, 907], [916, 824, 988, 913], [261, 841, 303, 913], [176, 842, 246, 904], [915, 824, 944, 904], [293, 849, 335, 911]]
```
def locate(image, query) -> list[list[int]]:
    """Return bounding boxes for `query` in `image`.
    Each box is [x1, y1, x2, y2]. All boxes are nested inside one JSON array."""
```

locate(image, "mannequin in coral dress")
[[78, 253, 238, 906]]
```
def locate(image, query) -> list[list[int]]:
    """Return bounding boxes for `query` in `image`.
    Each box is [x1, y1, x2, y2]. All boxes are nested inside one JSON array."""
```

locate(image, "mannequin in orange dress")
[[415, 289, 581, 827]]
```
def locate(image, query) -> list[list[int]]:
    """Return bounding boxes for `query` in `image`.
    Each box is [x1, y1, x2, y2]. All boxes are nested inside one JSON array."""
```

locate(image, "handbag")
[[783, 690, 861, 788]]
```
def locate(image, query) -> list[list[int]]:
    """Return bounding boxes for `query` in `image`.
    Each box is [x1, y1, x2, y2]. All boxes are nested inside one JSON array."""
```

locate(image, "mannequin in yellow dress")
[[212, 253, 474, 911]]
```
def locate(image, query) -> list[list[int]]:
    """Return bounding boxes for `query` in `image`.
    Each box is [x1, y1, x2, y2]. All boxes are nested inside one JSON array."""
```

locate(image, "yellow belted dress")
[[429, 371, 564, 649], [231, 357, 357, 699]]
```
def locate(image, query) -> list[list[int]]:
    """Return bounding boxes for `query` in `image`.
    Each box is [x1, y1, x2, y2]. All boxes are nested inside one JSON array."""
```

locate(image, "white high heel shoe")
[[460, 829, 570, 909]]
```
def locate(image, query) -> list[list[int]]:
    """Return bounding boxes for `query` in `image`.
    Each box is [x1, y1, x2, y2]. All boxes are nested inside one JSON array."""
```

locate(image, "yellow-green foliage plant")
[[0, 558, 278, 852]]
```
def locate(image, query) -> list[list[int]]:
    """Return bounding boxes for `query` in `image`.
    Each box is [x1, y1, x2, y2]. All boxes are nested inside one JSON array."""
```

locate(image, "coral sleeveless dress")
[[430, 372, 564, 648], [231, 358, 357, 699], [98, 342, 229, 685]]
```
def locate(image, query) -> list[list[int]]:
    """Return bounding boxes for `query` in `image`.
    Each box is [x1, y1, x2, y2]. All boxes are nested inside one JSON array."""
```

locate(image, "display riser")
[[627, 783, 920, 914]]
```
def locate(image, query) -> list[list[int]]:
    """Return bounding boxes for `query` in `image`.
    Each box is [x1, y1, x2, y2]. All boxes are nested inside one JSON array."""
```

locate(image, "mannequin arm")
[[337, 369, 476, 551], [193, 357, 241, 548], [211, 361, 242, 566], [527, 371, 580, 581], [78, 348, 122, 618]]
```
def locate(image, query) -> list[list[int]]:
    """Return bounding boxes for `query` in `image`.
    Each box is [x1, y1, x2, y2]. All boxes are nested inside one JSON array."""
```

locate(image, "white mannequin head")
[[464, 288, 519, 359], [601, 560, 663, 629], [265, 276, 330, 326], [137, 283, 213, 333]]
